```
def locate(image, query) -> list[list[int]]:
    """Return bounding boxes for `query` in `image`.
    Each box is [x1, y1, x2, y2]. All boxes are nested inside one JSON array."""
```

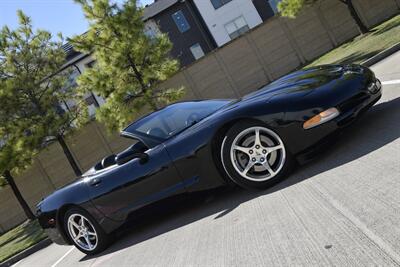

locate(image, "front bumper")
[[296, 83, 382, 164], [335, 80, 382, 128]]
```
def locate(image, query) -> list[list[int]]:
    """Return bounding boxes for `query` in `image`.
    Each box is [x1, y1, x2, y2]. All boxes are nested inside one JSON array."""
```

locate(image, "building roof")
[[143, 0, 179, 20], [62, 42, 80, 61]]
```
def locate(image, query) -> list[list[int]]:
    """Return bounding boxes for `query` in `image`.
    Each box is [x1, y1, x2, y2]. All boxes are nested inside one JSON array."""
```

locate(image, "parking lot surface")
[[13, 52, 400, 267]]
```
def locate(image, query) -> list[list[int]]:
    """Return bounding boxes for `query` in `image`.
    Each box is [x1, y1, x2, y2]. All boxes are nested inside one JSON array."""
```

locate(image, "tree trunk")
[[56, 134, 82, 177], [344, 0, 369, 34], [3, 170, 35, 220]]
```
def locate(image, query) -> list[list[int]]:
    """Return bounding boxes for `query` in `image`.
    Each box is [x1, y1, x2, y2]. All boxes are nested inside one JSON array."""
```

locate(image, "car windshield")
[[123, 100, 230, 140]]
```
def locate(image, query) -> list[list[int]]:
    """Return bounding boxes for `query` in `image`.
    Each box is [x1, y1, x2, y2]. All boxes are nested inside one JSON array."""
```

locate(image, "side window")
[[210, 0, 233, 9], [190, 43, 205, 60], [224, 16, 250, 40], [172, 10, 191, 33]]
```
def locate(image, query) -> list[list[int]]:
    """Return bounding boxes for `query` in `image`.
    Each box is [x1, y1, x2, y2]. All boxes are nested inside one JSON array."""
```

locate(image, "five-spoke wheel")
[[221, 121, 294, 189], [67, 214, 98, 251], [64, 208, 110, 254]]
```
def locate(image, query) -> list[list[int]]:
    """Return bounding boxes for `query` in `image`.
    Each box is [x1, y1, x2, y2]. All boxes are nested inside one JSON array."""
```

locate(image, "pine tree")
[[278, 0, 369, 34], [0, 125, 39, 220], [0, 9, 88, 190], [70, 0, 184, 131]]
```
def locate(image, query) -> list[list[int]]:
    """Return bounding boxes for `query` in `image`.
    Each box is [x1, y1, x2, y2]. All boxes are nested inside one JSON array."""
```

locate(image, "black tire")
[[63, 207, 110, 255], [220, 120, 294, 190]]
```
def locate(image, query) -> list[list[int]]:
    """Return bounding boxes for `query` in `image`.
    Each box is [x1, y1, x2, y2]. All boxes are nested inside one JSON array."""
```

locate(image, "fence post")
[[92, 122, 113, 155], [213, 53, 241, 97], [244, 34, 274, 82], [351, 0, 371, 29], [313, 6, 338, 47], [37, 157, 56, 190], [278, 18, 306, 64], [182, 69, 203, 99], [395, 0, 400, 10], [60, 138, 83, 175]]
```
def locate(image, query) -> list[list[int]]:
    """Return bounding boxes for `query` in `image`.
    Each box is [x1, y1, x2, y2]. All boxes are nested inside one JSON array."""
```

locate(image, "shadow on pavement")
[[80, 96, 400, 262]]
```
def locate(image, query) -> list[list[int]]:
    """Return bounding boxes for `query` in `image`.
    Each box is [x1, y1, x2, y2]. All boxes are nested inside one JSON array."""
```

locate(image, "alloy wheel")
[[229, 126, 286, 181], [67, 213, 98, 251]]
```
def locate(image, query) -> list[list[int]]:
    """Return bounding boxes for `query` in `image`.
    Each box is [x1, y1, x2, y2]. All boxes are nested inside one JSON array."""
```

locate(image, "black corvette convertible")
[[37, 64, 382, 254]]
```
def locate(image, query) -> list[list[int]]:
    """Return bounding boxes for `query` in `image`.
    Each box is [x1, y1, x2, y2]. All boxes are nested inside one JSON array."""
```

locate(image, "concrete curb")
[[0, 238, 52, 267], [362, 42, 400, 67]]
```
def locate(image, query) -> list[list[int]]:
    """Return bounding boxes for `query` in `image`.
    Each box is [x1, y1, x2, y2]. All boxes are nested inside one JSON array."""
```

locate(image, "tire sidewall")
[[63, 207, 109, 255], [221, 121, 294, 190]]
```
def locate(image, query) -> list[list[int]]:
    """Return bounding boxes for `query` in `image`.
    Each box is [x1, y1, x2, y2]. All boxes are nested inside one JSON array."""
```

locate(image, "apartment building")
[[143, 0, 217, 66], [192, 0, 278, 47]]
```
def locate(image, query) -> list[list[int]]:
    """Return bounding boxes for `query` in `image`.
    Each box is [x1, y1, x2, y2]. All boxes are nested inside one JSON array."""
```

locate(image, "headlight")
[[303, 108, 340, 130], [367, 79, 381, 94]]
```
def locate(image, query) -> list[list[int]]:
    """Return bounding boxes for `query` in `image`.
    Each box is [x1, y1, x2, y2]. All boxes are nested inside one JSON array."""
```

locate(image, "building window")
[[172, 10, 190, 33], [210, 0, 232, 9], [269, 0, 282, 14], [190, 43, 205, 60], [224, 16, 250, 40]]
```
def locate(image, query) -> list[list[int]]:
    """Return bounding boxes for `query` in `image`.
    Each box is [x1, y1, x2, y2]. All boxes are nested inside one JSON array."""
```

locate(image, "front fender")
[[37, 178, 122, 243]]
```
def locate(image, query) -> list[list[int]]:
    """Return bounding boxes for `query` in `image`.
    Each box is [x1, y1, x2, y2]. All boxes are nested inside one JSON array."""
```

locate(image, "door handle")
[[89, 178, 102, 186]]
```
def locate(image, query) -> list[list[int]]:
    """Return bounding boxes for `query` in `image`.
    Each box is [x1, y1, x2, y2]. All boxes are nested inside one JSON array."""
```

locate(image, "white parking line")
[[382, 80, 400, 85], [50, 247, 74, 267]]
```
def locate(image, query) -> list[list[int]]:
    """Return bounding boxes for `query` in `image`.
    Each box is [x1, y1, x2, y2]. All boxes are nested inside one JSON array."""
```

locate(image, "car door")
[[86, 143, 185, 221]]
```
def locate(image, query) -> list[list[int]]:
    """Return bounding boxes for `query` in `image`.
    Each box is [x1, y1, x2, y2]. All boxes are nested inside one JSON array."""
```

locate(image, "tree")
[[278, 0, 369, 34], [70, 0, 184, 131], [0, 11, 88, 180], [0, 125, 38, 220]]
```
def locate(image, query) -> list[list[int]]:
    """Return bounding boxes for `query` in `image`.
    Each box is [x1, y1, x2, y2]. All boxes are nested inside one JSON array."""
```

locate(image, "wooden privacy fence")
[[0, 0, 399, 233]]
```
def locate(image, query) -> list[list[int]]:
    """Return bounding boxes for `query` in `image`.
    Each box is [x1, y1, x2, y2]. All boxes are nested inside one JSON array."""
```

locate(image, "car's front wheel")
[[64, 207, 110, 255], [221, 121, 294, 190]]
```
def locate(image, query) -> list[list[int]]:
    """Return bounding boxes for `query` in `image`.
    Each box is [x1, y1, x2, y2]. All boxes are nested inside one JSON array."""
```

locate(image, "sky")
[[0, 0, 154, 39]]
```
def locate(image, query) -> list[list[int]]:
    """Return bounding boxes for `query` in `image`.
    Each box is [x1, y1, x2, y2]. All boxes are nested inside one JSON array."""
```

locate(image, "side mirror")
[[116, 145, 149, 165]]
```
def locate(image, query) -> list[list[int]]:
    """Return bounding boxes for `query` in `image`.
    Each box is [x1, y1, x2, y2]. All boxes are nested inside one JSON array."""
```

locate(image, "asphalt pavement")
[[12, 51, 400, 267]]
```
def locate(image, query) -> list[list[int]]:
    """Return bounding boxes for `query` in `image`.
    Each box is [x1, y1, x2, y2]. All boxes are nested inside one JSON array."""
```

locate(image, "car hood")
[[241, 65, 347, 103]]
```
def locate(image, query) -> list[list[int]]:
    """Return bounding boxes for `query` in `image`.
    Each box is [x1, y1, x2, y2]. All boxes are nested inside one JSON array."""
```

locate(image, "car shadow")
[[79, 96, 400, 262]]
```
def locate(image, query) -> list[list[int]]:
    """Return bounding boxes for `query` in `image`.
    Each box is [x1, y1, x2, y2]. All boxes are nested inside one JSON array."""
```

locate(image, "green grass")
[[0, 220, 47, 263], [307, 14, 400, 67]]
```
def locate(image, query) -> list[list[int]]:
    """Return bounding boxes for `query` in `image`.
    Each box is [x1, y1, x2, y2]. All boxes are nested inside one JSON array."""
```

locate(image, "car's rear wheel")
[[64, 207, 110, 255], [221, 121, 294, 189]]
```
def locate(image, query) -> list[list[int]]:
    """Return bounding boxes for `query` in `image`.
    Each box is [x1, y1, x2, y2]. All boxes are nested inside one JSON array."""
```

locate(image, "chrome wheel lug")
[[263, 149, 267, 154], [252, 158, 256, 162], [249, 150, 253, 154], [255, 145, 260, 149], [260, 158, 265, 162]]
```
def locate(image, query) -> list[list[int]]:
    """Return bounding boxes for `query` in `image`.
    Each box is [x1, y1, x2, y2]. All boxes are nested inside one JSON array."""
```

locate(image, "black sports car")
[[37, 64, 382, 254]]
